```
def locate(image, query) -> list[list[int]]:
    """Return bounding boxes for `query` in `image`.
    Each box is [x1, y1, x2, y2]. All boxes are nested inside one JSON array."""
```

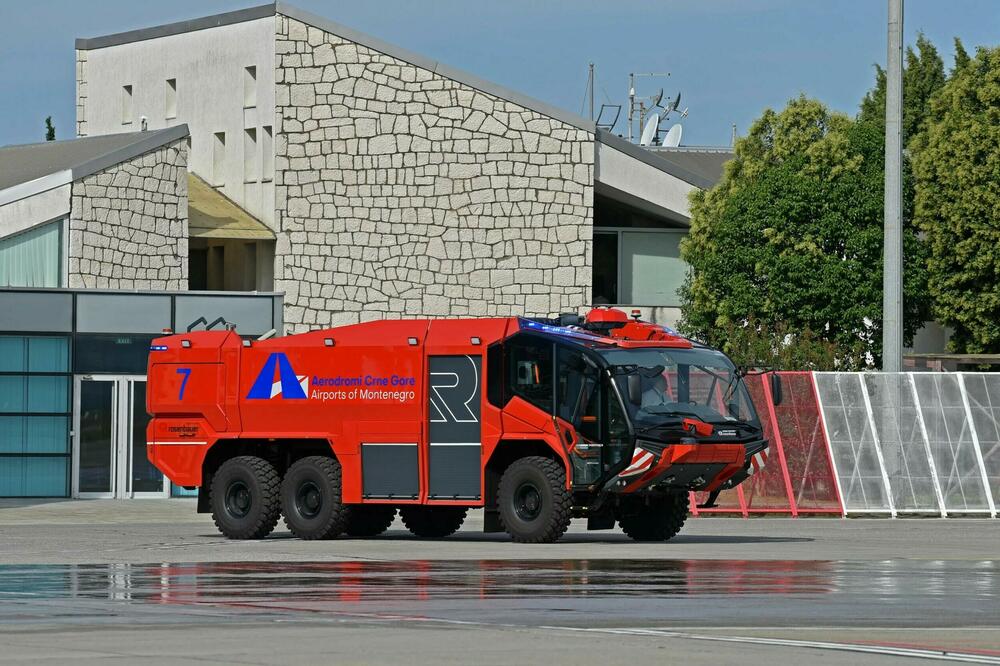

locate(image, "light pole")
[[882, 0, 904, 371]]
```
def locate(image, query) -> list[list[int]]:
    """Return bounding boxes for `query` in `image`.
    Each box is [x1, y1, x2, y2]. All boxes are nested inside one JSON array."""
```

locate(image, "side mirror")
[[627, 374, 642, 406], [770, 373, 783, 407]]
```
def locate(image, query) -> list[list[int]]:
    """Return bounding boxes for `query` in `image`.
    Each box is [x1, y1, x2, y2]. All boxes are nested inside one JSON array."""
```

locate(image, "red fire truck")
[[146, 308, 771, 543]]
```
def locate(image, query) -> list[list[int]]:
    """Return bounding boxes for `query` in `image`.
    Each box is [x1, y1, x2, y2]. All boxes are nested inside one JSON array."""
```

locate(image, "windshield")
[[600, 346, 761, 432]]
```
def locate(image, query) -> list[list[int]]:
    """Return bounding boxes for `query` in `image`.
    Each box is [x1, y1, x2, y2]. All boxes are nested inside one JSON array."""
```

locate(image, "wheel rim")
[[225, 480, 252, 518], [295, 480, 323, 519], [513, 482, 543, 521]]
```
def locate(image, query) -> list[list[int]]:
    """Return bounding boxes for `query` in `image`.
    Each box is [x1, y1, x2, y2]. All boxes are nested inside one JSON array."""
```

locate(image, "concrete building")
[[0, 127, 189, 290], [75, 3, 718, 331], [0, 130, 282, 498]]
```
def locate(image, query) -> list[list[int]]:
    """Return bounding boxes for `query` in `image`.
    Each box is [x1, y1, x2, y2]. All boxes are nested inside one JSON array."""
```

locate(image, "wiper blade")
[[642, 406, 703, 418], [635, 420, 683, 434], [633, 409, 704, 434]]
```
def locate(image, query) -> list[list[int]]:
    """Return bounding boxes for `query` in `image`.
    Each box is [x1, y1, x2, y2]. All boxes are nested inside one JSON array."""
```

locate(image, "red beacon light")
[[630, 309, 642, 321], [584, 306, 629, 326]]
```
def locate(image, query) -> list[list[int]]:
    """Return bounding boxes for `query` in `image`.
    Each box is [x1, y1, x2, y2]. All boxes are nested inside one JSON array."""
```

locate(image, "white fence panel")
[[911, 374, 993, 514], [863, 373, 944, 515], [958, 373, 1000, 513], [814, 373, 892, 514]]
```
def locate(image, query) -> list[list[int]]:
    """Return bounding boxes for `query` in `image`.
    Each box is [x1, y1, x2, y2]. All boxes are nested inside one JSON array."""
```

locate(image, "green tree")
[[44, 116, 55, 141], [720, 318, 868, 371], [910, 45, 1000, 353], [858, 33, 946, 143], [679, 96, 930, 369], [952, 37, 971, 72]]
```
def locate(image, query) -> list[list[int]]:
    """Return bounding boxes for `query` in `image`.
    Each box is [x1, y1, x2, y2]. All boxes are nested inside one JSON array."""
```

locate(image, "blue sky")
[[1, 0, 999, 147]]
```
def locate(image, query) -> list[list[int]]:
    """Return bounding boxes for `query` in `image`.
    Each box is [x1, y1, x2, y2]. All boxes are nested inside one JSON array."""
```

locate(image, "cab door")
[[427, 355, 482, 499]]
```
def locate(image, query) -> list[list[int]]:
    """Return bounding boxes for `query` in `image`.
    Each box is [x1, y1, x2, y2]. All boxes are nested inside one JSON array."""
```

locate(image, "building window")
[[261, 125, 273, 181], [188, 239, 275, 292], [243, 128, 258, 183], [592, 231, 618, 305], [213, 132, 226, 186], [165, 78, 177, 119], [121, 85, 133, 125], [592, 228, 687, 307], [0, 335, 71, 497], [0, 220, 63, 288], [243, 65, 257, 108]]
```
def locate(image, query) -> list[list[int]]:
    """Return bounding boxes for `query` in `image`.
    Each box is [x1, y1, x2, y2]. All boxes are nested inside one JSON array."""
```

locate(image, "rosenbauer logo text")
[[246, 353, 415, 403]]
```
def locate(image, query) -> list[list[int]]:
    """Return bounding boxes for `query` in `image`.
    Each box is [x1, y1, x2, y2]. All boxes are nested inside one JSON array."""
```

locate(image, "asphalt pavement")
[[0, 499, 998, 665]]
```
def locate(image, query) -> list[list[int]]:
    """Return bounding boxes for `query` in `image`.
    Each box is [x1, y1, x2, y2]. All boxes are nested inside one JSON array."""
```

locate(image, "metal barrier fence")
[[690, 372, 842, 517], [690, 372, 1000, 518]]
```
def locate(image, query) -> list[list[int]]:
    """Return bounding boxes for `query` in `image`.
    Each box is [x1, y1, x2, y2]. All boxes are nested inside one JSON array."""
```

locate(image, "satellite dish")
[[662, 123, 683, 147], [639, 115, 660, 146], [651, 88, 664, 109], [671, 92, 681, 112]]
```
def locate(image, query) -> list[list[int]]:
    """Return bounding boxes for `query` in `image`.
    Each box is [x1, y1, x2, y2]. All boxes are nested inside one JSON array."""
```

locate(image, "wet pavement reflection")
[[0, 559, 997, 630]]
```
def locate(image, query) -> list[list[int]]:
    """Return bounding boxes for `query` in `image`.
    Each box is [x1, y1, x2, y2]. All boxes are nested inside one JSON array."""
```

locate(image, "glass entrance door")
[[73, 376, 166, 498]]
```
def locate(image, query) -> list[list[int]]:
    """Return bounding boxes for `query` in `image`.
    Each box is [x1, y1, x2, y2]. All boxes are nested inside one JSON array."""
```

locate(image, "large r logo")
[[429, 355, 480, 423]]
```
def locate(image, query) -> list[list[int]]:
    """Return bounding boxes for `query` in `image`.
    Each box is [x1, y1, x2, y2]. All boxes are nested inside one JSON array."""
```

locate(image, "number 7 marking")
[[176, 367, 191, 400]]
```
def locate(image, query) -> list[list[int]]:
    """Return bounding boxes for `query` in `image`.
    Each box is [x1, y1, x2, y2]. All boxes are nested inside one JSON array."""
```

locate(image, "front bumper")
[[610, 439, 768, 494]]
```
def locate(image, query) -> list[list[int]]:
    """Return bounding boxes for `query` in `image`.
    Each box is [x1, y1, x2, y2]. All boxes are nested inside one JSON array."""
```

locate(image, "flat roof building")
[[0, 130, 281, 499], [0, 126, 189, 289]]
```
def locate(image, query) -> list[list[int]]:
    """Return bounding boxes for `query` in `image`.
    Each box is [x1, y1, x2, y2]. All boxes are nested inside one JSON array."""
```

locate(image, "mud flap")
[[484, 510, 503, 533], [197, 484, 210, 513], [587, 508, 616, 530]]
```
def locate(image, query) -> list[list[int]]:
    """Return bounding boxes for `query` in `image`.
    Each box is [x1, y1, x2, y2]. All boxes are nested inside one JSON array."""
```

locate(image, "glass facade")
[[592, 195, 689, 307], [0, 336, 71, 496], [592, 229, 686, 307], [620, 231, 685, 306], [0, 288, 283, 498]]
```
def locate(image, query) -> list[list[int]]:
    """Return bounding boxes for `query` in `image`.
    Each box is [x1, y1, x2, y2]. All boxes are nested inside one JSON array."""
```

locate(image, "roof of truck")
[[516, 318, 696, 350]]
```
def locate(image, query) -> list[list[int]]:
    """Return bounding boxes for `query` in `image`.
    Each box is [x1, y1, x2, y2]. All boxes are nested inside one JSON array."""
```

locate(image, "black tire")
[[210, 455, 281, 539], [399, 506, 468, 538], [497, 456, 572, 543], [617, 492, 689, 542], [280, 456, 349, 540], [345, 505, 397, 537]]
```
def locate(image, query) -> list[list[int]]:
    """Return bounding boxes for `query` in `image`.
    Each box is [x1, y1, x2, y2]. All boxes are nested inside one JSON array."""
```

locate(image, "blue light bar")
[[149, 345, 168, 351], [520, 319, 606, 342]]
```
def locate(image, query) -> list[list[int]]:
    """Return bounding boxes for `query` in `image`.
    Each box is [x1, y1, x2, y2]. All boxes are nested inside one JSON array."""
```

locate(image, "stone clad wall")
[[68, 140, 188, 289], [274, 15, 594, 330], [75, 49, 88, 137]]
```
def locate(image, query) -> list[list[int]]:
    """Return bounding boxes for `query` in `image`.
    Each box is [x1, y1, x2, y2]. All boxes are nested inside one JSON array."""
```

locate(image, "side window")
[[505, 335, 553, 413], [486, 342, 504, 407], [556, 346, 601, 441], [604, 378, 631, 469], [606, 382, 630, 441]]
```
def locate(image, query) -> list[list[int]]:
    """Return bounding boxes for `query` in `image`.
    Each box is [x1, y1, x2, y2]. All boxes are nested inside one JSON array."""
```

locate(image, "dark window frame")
[[503, 332, 556, 414]]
